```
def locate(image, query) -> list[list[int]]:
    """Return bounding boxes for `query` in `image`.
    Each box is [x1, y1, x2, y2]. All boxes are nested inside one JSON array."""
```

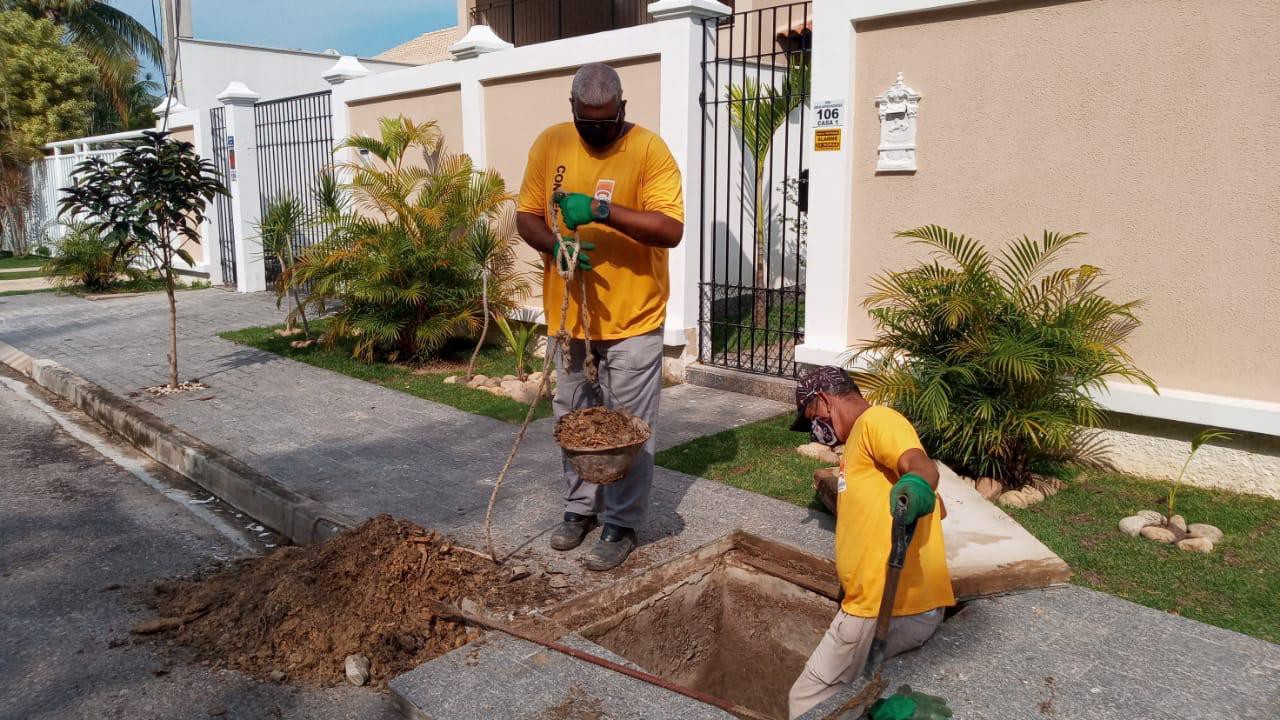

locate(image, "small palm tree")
[[298, 116, 528, 362], [493, 314, 537, 380], [852, 226, 1156, 487], [7, 0, 163, 120], [1166, 429, 1234, 524], [727, 60, 808, 323], [464, 203, 518, 380], [257, 194, 312, 339]]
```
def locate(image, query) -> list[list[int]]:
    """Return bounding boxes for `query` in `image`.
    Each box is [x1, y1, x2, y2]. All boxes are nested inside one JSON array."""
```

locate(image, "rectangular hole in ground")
[[560, 536, 840, 720]]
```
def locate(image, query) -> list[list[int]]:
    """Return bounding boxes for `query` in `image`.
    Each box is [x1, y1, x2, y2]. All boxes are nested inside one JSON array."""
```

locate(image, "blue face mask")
[[811, 417, 839, 447]]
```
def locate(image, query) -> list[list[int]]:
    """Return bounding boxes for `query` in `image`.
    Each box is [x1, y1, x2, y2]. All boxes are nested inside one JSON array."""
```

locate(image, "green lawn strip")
[[0, 256, 47, 270], [0, 269, 47, 280], [655, 413, 829, 512], [1007, 472, 1280, 643], [655, 414, 1280, 643], [0, 287, 58, 298], [218, 322, 552, 424]]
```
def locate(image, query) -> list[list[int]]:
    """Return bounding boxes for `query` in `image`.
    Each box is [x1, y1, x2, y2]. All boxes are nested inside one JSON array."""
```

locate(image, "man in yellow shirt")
[[787, 366, 956, 719], [515, 63, 684, 571]]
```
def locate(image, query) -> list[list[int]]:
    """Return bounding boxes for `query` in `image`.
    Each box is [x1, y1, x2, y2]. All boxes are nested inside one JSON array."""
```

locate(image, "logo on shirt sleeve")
[[837, 471, 847, 494], [594, 179, 616, 202]]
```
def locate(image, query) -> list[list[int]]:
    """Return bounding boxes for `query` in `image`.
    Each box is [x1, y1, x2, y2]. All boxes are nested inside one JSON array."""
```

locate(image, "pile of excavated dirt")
[[145, 515, 549, 687], [554, 407, 649, 449]]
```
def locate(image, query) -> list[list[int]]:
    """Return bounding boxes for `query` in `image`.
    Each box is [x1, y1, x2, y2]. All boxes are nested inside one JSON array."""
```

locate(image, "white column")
[[217, 81, 266, 293], [459, 78, 486, 166], [649, 0, 730, 347], [794, 0, 857, 367]]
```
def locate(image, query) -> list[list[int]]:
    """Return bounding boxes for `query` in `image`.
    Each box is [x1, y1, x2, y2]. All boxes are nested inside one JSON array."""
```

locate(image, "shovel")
[[822, 495, 919, 720]]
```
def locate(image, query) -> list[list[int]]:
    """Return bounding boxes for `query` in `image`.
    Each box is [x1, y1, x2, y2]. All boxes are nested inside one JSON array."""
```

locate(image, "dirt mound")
[[147, 515, 544, 687], [554, 407, 649, 449]]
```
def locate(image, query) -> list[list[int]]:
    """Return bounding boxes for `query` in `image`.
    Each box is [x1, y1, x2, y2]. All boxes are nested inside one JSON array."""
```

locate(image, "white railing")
[[24, 130, 147, 247]]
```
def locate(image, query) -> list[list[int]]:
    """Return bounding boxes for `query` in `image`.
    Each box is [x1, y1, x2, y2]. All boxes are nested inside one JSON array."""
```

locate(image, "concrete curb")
[[0, 339, 355, 545]]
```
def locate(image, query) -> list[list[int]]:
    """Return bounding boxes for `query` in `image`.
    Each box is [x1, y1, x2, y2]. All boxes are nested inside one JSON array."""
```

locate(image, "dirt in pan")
[[143, 515, 553, 687], [554, 407, 650, 449]]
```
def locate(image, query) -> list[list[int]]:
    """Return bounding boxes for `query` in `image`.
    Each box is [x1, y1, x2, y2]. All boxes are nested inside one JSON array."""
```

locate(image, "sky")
[[113, 0, 459, 78]]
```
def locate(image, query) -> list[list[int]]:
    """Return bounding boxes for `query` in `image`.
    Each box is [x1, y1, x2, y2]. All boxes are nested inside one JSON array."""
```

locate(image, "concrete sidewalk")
[[3, 289, 1275, 719]]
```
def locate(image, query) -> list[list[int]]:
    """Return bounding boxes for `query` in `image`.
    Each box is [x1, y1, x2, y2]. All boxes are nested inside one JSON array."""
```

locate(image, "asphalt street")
[[0, 365, 399, 720]]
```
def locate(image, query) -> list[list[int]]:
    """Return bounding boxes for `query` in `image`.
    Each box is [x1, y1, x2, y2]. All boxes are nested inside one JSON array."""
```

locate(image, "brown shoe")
[[550, 512, 596, 551]]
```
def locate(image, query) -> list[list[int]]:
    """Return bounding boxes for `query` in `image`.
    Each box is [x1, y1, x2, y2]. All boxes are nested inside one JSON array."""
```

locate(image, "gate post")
[[650, 0, 729, 353], [217, 81, 267, 293]]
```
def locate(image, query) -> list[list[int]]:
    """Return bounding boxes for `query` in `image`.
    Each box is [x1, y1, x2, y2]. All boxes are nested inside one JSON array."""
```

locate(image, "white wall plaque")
[[875, 72, 921, 172]]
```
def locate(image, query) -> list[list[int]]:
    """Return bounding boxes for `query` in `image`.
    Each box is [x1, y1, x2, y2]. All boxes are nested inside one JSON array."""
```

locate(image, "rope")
[[482, 195, 594, 562]]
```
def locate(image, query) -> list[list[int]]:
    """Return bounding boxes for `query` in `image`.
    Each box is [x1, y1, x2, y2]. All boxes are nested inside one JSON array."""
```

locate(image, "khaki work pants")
[[788, 608, 943, 719], [553, 329, 663, 529]]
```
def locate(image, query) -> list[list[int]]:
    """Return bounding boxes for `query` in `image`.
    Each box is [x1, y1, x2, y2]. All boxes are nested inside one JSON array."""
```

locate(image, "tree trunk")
[[465, 269, 489, 381], [752, 166, 769, 327], [166, 270, 179, 389], [290, 286, 311, 339]]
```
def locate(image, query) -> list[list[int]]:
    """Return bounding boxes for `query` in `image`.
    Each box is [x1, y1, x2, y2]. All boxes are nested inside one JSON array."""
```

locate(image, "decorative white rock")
[[344, 654, 371, 686], [1119, 515, 1157, 537], [997, 490, 1030, 509], [443, 375, 458, 384], [875, 73, 921, 172], [1140, 526, 1176, 544], [1188, 523, 1223, 543], [1176, 537, 1214, 554], [973, 477, 1002, 502], [796, 442, 841, 465], [1136, 510, 1165, 524]]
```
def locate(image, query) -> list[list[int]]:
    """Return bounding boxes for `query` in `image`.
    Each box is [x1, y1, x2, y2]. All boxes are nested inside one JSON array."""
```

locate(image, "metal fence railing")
[[253, 90, 335, 285], [209, 106, 237, 287], [698, 1, 811, 378]]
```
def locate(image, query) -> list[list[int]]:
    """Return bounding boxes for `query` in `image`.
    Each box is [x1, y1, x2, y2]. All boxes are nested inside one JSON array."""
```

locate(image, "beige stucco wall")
[[169, 125, 203, 260], [483, 56, 663, 309], [347, 86, 465, 156], [849, 0, 1280, 403]]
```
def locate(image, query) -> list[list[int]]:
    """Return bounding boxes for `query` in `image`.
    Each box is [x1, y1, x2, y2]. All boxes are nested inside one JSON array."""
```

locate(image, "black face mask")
[[573, 102, 626, 149]]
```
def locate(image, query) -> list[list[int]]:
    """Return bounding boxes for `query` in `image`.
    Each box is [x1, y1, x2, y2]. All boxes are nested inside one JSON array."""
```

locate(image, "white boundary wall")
[[329, 5, 723, 348], [797, 0, 1280, 451]]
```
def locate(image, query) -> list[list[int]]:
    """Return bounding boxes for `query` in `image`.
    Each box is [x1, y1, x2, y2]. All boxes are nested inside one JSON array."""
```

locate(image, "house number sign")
[[813, 100, 844, 128]]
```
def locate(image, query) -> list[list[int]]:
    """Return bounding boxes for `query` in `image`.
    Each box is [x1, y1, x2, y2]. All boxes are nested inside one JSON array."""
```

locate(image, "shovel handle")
[[861, 500, 917, 682]]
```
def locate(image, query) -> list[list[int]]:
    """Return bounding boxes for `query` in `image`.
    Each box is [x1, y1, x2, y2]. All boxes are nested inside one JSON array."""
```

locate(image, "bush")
[[851, 226, 1155, 488], [296, 116, 528, 363], [41, 222, 140, 291]]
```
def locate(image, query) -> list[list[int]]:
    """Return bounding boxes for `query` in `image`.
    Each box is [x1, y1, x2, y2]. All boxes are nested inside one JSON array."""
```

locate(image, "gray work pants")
[[552, 329, 663, 529]]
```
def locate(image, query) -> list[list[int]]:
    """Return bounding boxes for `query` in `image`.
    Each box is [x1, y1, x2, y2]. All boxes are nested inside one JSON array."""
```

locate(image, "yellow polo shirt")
[[836, 406, 955, 618], [517, 122, 684, 340]]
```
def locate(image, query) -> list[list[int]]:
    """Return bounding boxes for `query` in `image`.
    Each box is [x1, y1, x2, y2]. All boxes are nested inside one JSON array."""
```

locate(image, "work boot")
[[583, 524, 637, 571], [550, 512, 596, 551]]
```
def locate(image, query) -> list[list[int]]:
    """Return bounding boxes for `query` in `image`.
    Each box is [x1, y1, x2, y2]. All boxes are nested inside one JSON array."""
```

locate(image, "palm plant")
[[5, 0, 163, 120], [464, 203, 518, 380], [727, 60, 808, 324], [297, 116, 528, 363], [41, 220, 141, 291], [850, 226, 1156, 488], [257, 193, 312, 339], [1166, 429, 1234, 524], [493, 314, 537, 380]]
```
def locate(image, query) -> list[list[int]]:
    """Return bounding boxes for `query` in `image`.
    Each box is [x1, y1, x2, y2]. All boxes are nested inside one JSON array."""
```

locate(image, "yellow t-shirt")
[[835, 406, 956, 618], [516, 122, 684, 340]]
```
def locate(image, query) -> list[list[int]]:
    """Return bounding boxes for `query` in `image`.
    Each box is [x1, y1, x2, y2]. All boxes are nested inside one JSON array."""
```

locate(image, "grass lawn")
[[0, 256, 46, 270], [0, 287, 58, 298], [656, 414, 1280, 644], [219, 321, 553, 424], [0, 268, 47, 280], [656, 414, 829, 511]]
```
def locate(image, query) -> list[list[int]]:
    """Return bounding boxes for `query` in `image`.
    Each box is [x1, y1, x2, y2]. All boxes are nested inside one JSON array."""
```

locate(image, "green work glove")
[[868, 685, 953, 720], [557, 192, 595, 230], [890, 473, 936, 523], [550, 236, 594, 272]]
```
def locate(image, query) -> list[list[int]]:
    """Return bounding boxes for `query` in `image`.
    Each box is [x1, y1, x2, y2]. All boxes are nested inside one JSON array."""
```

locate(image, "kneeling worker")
[[787, 366, 955, 719]]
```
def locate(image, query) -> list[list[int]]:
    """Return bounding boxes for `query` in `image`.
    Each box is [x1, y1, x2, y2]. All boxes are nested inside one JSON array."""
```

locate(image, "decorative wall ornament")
[[875, 72, 921, 172]]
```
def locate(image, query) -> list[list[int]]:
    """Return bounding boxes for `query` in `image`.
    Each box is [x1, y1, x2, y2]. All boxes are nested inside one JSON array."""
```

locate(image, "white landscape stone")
[[443, 375, 458, 384], [1176, 537, 1214, 553], [1168, 514, 1188, 534], [1187, 523, 1223, 543], [997, 490, 1029, 509], [1140, 525, 1176, 544], [1119, 515, 1156, 537], [1135, 510, 1165, 524], [796, 442, 841, 464], [344, 654, 371, 686]]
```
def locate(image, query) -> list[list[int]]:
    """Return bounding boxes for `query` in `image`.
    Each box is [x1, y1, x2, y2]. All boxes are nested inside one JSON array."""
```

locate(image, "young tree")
[[0, 9, 97, 253], [59, 131, 225, 389]]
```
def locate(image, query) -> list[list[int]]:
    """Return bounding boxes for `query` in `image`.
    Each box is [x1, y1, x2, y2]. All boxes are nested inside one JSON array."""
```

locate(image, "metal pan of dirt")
[[553, 407, 651, 485]]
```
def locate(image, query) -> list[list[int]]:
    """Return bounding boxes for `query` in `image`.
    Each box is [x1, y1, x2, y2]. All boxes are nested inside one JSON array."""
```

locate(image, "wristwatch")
[[593, 198, 611, 222]]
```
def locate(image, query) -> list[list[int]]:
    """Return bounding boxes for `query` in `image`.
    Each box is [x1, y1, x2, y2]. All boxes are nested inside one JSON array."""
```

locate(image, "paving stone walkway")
[[3, 289, 1276, 719]]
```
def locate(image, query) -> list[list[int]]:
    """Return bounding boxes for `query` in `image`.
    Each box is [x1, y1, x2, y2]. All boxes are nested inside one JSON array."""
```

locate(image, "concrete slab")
[[0, 276, 54, 292]]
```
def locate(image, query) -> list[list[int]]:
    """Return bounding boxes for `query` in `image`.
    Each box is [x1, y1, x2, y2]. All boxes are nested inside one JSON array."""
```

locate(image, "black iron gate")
[[254, 90, 335, 284], [209, 105, 237, 287], [698, 2, 810, 377]]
